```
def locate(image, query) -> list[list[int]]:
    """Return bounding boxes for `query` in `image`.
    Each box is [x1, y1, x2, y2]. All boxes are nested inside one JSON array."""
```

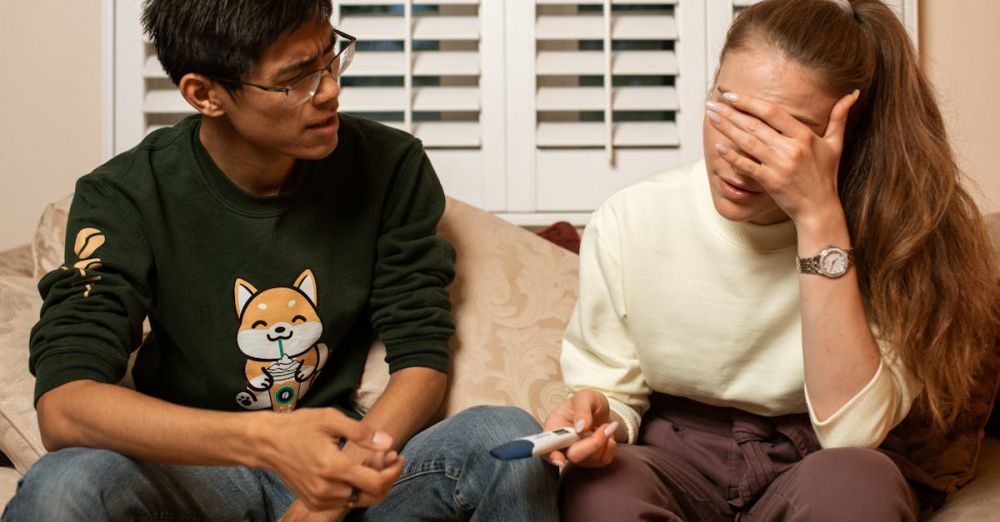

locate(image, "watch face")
[[820, 248, 848, 276]]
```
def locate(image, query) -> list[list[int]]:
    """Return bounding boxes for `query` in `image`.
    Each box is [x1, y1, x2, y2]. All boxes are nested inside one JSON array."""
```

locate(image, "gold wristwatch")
[[797, 246, 854, 278]]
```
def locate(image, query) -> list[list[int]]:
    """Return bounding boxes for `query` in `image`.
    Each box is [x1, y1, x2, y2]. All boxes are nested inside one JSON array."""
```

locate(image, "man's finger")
[[316, 408, 393, 450]]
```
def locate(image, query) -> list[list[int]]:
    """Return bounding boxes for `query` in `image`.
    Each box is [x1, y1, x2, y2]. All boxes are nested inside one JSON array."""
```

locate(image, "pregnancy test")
[[489, 427, 582, 460]]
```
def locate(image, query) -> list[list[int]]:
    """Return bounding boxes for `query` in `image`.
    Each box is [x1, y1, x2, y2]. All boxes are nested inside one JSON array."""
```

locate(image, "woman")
[[544, 0, 999, 520]]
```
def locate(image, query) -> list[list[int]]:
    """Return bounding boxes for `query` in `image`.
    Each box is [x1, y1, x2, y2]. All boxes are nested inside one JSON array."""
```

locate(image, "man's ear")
[[178, 73, 228, 117]]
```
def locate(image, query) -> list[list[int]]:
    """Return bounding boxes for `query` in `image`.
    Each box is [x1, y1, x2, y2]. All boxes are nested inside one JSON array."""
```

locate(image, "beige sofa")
[[0, 196, 997, 520]]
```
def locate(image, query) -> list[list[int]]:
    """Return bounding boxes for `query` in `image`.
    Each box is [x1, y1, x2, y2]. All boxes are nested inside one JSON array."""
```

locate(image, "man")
[[1, 1, 556, 520]]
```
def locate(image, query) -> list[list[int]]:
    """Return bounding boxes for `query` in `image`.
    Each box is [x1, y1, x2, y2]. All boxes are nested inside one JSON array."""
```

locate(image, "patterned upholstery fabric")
[[0, 275, 45, 474], [355, 198, 576, 421]]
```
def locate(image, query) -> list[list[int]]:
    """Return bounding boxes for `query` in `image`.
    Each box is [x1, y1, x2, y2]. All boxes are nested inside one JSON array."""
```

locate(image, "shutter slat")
[[414, 121, 481, 147], [339, 15, 478, 42], [537, 0, 675, 4], [413, 16, 479, 40], [414, 86, 480, 111], [536, 50, 677, 75], [345, 51, 479, 77], [143, 56, 166, 78], [537, 121, 679, 147], [536, 14, 676, 40], [343, 86, 480, 111], [340, 15, 405, 40], [144, 90, 195, 114], [537, 86, 677, 111], [338, 0, 479, 5]]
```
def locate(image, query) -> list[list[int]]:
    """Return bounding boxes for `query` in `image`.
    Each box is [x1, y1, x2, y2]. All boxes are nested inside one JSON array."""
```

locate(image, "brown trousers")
[[560, 394, 918, 521]]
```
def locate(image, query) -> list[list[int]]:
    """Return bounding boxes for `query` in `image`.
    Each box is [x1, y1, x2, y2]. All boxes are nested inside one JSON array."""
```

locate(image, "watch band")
[[797, 246, 854, 278]]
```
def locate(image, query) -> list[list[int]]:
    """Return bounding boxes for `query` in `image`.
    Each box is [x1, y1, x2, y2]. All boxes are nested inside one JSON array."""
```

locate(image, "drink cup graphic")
[[268, 356, 302, 412]]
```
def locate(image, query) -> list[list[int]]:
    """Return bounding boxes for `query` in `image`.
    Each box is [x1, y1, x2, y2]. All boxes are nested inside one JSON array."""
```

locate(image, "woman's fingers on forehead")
[[708, 101, 782, 146], [720, 92, 807, 137]]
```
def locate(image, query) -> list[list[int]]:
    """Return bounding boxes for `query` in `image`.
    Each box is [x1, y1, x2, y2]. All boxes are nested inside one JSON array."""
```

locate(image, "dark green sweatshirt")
[[29, 114, 455, 415]]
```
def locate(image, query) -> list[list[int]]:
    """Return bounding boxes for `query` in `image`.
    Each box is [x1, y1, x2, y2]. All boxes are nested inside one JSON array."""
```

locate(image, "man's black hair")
[[142, 0, 333, 90]]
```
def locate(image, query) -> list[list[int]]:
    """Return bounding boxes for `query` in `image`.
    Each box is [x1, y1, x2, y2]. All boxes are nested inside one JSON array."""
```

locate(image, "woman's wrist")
[[795, 205, 851, 255]]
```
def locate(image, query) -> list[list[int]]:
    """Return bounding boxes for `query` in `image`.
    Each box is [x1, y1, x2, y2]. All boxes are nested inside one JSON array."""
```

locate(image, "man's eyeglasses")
[[221, 29, 356, 108]]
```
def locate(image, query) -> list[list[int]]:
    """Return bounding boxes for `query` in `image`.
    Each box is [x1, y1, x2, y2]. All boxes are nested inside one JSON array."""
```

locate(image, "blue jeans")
[[2, 405, 557, 522]]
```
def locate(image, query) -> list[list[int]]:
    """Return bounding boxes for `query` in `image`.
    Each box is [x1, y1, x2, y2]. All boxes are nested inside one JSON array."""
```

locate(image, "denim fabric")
[[2, 406, 557, 522]]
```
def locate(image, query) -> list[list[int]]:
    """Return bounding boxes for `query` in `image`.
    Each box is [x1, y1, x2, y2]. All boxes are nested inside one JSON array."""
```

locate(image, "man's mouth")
[[306, 116, 337, 130]]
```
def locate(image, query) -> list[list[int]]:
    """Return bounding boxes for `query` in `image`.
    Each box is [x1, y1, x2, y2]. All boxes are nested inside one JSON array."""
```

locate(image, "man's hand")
[[257, 408, 403, 511], [278, 431, 402, 520]]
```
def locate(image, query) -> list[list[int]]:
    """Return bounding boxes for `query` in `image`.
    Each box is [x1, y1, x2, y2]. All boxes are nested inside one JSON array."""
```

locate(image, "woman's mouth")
[[718, 175, 762, 201]]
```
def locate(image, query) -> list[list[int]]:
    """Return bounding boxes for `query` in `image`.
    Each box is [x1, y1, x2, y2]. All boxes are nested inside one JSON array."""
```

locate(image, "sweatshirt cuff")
[[32, 350, 124, 405], [607, 397, 642, 444], [384, 338, 450, 374], [805, 358, 898, 449]]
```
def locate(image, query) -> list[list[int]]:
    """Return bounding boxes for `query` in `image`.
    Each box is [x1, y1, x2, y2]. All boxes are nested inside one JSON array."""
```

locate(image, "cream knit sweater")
[[561, 160, 919, 449]]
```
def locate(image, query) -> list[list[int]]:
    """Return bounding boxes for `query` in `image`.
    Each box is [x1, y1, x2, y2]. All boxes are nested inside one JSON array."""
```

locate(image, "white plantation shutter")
[[501, 0, 706, 222], [332, 1, 505, 207]]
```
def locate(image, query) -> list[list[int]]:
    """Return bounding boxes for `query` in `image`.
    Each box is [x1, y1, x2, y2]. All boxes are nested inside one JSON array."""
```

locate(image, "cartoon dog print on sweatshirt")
[[234, 269, 329, 411]]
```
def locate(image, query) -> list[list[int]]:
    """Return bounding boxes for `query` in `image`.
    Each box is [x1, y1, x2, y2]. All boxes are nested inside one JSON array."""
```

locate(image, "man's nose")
[[312, 69, 340, 106]]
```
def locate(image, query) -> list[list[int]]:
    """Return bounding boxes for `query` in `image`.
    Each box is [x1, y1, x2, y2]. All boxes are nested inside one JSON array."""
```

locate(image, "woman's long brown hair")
[[723, 0, 999, 429]]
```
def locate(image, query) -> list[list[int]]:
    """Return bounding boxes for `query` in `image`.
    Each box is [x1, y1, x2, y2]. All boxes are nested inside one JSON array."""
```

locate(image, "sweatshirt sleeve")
[[805, 337, 921, 448], [561, 203, 650, 443], [29, 177, 153, 404], [368, 141, 456, 374]]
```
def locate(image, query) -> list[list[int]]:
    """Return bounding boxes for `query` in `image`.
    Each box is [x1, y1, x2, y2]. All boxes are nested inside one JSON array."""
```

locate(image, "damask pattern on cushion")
[[0, 465, 22, 511], [0, 246, 32, 278], [31, 193, 73, 279], [0, 276, 46, 474], [354, 198, 576, 422]]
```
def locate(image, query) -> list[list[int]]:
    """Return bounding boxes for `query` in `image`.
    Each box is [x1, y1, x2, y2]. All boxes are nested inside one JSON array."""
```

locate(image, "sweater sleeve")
[[805, 337, 921, 448], [29, 177, 153, 404], [561, 203, 650, 443], [368, 141, 456, 374]]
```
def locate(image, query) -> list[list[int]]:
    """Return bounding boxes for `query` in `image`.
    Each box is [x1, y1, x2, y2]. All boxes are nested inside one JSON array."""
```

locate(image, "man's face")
[[217, 19, 341, 160]]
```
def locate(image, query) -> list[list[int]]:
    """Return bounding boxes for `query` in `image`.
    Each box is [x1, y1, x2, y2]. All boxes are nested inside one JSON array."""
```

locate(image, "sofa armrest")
[[0, 246, 32, 278]]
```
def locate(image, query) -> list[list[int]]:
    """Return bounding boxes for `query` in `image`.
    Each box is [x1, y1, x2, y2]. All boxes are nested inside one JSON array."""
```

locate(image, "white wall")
[[920, 0, 1000, 215], [0, 1, 103, 251]]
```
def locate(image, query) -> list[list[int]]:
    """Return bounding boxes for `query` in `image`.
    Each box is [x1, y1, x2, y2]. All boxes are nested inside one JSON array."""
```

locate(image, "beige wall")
[[920, 0, 1000, 215], [0, 2, 997, 251], [0, 2, 103, 251]]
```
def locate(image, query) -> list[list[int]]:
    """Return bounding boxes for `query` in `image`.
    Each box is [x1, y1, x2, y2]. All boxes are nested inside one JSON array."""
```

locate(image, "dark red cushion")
[[536, 221, 581, 255]]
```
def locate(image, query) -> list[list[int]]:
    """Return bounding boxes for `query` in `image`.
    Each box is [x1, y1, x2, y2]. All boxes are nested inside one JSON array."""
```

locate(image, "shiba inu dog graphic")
[[233, 269, 329, 411]]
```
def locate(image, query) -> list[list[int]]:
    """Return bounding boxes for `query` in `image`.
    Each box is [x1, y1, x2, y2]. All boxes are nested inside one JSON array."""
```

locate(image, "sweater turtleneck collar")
[[692, 160, 797, 251]]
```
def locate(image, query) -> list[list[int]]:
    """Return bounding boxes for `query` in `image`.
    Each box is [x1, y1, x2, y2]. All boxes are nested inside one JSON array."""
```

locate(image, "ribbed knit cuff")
[[607, 397, 642, 444], [806, 358, 896, 449]]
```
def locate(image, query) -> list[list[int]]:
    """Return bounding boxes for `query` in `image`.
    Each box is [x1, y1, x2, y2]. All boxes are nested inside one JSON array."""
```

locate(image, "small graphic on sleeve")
[[60, 227, 106, 299], [233, 269, 330, 411]]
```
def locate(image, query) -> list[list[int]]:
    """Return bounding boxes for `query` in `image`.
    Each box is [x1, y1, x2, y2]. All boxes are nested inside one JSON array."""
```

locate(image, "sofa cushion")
[[355, 198, 576, 421], [30, 193, 73, 279], [0, 276, 46, 474]]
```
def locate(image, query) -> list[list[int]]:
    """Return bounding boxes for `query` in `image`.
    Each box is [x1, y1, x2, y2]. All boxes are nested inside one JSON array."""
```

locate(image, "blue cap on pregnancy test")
[[489, 440, 535, 460]]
